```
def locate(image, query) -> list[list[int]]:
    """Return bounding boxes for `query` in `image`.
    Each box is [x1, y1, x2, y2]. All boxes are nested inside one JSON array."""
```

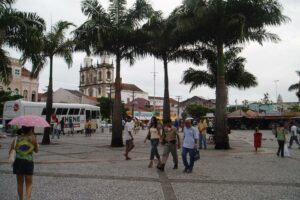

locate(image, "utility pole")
[[274, 80, 279, 102], [131, 90, 135, 118], [151, 58, 158, 113], [175, 96, 181, 119]]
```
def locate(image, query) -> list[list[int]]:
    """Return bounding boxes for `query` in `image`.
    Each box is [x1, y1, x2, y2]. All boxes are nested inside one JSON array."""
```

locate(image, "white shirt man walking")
[[124, 116, 135, 160], [288, 121, 300, 149]]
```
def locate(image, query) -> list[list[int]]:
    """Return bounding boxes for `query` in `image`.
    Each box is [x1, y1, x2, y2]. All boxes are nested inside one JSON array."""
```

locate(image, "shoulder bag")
[[8, 137, 17, 164]]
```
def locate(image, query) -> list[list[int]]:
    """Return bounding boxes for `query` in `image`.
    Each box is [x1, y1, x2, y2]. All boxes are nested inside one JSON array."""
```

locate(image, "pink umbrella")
[[8, 114, 50, 127]]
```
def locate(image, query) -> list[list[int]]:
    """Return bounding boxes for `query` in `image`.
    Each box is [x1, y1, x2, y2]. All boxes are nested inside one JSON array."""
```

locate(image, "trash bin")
[[254, 132, 262, 151]]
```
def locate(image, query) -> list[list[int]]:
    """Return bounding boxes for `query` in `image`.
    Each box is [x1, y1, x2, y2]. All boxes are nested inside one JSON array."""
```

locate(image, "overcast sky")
[[8, 0, 300, 104]]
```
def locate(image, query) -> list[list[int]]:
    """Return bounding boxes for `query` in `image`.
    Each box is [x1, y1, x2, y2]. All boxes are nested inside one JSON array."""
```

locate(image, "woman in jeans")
[[144, 117, 162, 168]]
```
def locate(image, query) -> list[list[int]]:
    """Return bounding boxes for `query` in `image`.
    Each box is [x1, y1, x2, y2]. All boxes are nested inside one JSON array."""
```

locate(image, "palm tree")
[[0, 0, 45, 85], [31, 21, 75, 145], [74, 0, 153, 147], [181, 47, 257, 91], [177, 0, 288, 149], [288, 70, 300, 102], [141, 10, 202, 123]]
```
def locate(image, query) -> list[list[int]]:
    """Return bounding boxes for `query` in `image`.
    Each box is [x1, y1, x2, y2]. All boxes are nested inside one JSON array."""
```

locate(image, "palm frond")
[[288, 83, 300, 91]]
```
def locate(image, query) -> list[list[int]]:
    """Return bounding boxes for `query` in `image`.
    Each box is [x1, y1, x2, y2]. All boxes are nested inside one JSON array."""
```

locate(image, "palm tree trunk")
[[163, 57, 171, 123], [215, 44, 230, 150], [111, 54, 123, 147], [42, 56, 53, 145]]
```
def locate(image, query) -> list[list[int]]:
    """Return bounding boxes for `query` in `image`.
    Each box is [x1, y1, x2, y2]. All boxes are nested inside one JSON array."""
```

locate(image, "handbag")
[[8, 137, 17, 164], [194, 149, 200, 161]]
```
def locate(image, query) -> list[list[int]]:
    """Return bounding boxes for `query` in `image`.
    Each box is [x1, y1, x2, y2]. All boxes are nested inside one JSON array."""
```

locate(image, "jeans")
[[52, 129, 60, 139], [289, 135, 300, 147], [150, 139, 160, 160], [199, 133, 207, 149], [182, 147, 195, 170], [277, 140, 284, 157]]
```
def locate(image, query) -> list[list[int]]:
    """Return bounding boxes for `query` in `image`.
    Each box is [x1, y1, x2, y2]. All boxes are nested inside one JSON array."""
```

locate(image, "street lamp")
[[274, 80, 279, 102]]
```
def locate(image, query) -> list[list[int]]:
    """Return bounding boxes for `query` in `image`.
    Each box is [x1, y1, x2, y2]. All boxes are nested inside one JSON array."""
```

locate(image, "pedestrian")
[[51, 119, 60, 139], [276, 122, 287, 157], [157, 119, 180, 171], [124, 116, 135, 160], [288, 121, 300, 149], [85, 119, 92, 136], [133, 117, 140, 134], [182, 119, 198, 173], [60, 117, 65, 135], [253, 127, 262, 152], [144, 116, 162, 168], [68, 118, 74, 135], [9, 126, 38, 200], [198, 118, 208, 149]]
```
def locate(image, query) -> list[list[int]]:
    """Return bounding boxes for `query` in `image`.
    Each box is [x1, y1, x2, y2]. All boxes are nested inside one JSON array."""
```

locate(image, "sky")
[[7, 0, 300, 105]]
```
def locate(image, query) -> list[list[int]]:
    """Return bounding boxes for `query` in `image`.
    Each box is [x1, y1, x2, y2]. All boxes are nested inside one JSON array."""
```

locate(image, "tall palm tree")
[[31, 21, 75, 145], [141, 10, 202, 123], [181, 47, 257, 91], [177, 0, 288, 149], [74, 0, 153, 147], [288, 70, 300, 102], [0, 0, 45, 85]]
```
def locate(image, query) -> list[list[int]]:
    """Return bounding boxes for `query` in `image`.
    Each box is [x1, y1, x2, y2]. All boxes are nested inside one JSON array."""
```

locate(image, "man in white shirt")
[[182, 119, 198, 173], [124, 116, 135, 160], [288, 121, 300, 149]]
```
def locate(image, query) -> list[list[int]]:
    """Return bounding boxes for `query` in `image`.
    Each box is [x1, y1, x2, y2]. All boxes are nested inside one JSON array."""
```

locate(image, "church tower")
[[79, 55, 114, 98]]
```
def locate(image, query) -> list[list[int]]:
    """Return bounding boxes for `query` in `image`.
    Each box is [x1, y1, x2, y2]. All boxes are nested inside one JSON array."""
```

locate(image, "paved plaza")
[[1, 129, 300, 200]]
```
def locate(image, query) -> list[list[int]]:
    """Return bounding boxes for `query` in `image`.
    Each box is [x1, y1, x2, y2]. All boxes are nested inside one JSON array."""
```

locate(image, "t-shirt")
[[150, 127, 160, 139], [124, 121, 134, 141], [15, 135, 34, 161], [276, 127, 285, 141], [291, 125, 298, 136], [183, 127, 199, 149], [198, 120, 208, 134], [163, 126, 178, 142]]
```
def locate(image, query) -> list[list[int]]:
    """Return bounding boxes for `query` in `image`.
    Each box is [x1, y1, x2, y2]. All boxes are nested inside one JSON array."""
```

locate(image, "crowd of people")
[[123, 116, 208, 173]]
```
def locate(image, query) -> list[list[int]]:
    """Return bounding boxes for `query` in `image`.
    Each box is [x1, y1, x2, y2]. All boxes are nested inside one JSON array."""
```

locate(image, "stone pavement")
[[0, 129, 300, 200]]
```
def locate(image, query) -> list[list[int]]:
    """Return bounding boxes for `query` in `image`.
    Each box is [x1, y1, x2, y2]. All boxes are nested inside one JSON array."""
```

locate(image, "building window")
[[23, 90, 28, 100], [15, 69, 20, 76], [89, 88, 93, 96], [32, 91, 36, 102], [81, 75, 85, 83], [94, 77, 97, 83], [98, 71, 102, 81], [107, 71, 111, 79], [0, 86, 3, 91], [98, 88, 101, 95], [14, 88, 19, 95]]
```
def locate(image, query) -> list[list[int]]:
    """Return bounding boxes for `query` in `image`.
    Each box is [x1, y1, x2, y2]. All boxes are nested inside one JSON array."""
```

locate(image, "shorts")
[[13, 158, 34, 175], [126, 139, 134, 148]]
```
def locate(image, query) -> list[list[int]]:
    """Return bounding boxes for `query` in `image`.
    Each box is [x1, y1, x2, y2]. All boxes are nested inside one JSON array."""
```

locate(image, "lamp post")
[[175, 96, 181, 119], [274, 80, 279, 102], [131, 90, 135, 118]]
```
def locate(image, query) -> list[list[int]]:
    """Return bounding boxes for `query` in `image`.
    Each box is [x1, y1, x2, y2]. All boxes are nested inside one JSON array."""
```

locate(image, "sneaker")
[[186, 169, 193, 173], [288, 146, 291, 149], [183, 168, 188, 173]]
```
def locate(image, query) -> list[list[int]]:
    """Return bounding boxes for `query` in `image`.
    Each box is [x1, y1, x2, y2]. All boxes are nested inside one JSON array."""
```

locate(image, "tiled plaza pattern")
[[1, 129, 300, 200]]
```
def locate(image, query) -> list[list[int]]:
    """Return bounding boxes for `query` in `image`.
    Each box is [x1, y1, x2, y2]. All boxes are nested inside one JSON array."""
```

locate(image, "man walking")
[[157, 119, 180, 171], [198, 119, 208, 149], [124, 116, 135, 160], [288, 121, 300, 149], [182, 119, 198, 173]]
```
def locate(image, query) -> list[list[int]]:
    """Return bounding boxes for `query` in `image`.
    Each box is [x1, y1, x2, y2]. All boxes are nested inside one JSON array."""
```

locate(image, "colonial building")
[[0, 57, 39, 101], [39, 88, 97, 105], [79, 56, 114, 98], [79, 56, 148, 103]]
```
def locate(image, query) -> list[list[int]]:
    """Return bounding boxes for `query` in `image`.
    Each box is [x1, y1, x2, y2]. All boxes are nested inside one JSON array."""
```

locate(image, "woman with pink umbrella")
[[8, 114, 49, 200]]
